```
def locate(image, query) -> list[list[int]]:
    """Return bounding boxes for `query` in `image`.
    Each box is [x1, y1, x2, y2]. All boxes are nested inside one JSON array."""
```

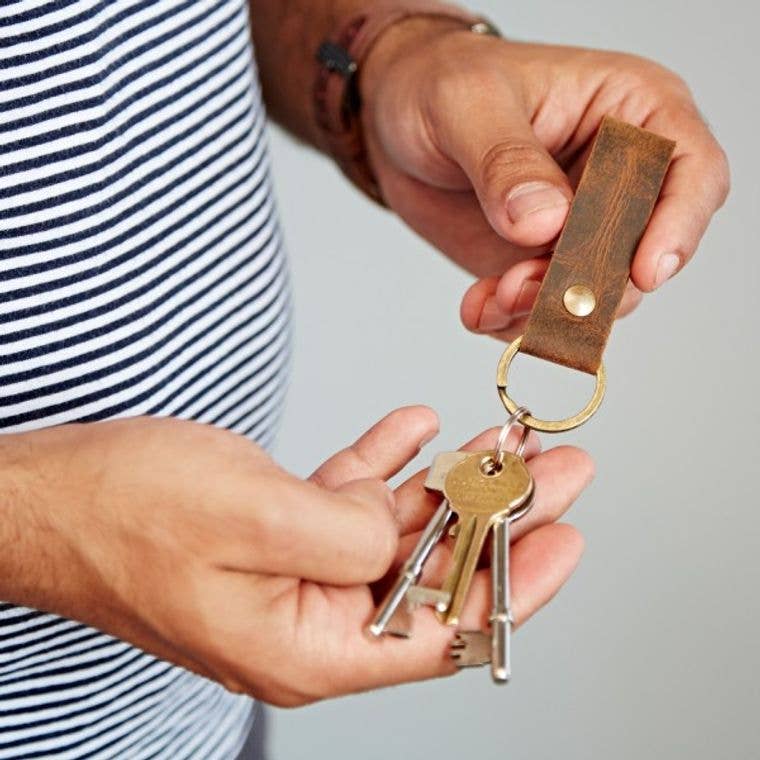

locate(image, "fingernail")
[[477, 296, 511, 332], [506, 182, 569, 224], [654, 252, 681, 288]]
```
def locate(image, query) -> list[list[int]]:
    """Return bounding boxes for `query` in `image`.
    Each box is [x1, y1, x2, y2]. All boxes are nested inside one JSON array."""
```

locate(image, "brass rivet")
[[563, 285, 596, 317]]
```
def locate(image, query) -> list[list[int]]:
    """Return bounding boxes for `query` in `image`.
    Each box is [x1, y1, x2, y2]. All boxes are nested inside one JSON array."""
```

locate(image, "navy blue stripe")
[[0, 2, 282, 752], [0, 0, 228, 111], [197, 320, 289, 424], [0, 38, 249, 189], [0, 2, 111, 49], [0, 680, 185, 757], [0, 53, 256, 209], [0, 170, 270, 368], [0, 659, 175, 720], [0, 24, 248, 172], [244, 418, 272, 443], [75, 301, 287, 427], [162, 293, 289, 417], [0, 626, 87, 657], [74, 260, 286, 425], [0, 1, 183, 69], [0, 631, 104, 672], [219, 373, 285, 432], [74, 682, 227, 760], [1, 669, 184, 734], [157, 293, 290, 419], [0, 649, 149, 699], [0, 618, 77, 645], [0, 247, 283, 427], [0, 6, 241, 137], [0, 216, 280, 407], [0, 59, 257, 218], [0, 154, 263, 327], [0, 176, 273, 372], [0, 115, 264, 298], [0, 70, 254, 242], [0, 610, 48, 628], [0, 650, 153, 688], [0, 2, 81, 28]]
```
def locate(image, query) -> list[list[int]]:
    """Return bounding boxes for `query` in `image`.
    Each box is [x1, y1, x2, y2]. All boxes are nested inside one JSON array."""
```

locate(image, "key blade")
[[368, 500, 452, 638], [381, 604, 413, 639], [407, 586, 451, 613], [438, 452, 534, 626], [450, 631, 491, 668], [438, 513, 492, 625], [490, 517, 513, 684]]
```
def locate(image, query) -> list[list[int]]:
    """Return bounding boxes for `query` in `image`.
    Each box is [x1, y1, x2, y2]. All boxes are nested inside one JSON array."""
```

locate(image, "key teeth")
[[450, 633, 469, 651], [449, 631, 492, 668]]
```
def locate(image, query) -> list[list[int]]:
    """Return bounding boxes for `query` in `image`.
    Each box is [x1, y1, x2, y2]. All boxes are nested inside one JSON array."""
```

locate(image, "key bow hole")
[[479, 455, 503, 477]]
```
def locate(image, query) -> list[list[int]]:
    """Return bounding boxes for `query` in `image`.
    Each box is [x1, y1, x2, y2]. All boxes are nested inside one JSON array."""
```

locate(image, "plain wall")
[[266, 1, 759, 757]]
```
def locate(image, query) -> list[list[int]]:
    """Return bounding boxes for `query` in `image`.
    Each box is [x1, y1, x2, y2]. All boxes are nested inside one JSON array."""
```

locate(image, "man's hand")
[[361, 24, 730, 340], [0, 409, 592, 706]]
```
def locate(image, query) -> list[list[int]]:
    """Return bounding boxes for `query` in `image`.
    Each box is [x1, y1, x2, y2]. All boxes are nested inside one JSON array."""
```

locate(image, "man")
[[0, 1, 727, 758]]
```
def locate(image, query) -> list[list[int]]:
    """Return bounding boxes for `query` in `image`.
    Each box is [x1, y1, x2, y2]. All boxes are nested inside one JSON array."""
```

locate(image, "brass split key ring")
[[496, 336, 607, 434]]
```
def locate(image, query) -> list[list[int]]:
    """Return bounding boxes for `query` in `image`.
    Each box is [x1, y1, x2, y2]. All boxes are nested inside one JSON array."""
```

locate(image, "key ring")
[[485, 406, 531, 476], [496, 336, 607, 433], [494, 406, 531, 460]]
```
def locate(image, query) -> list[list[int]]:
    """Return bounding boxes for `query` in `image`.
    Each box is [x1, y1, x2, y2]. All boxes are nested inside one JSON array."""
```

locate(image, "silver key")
[[450, 490, 534, 682], [368, 499, 452, 637], [490, 515, 513, 683], [369, 452, 469, 637]]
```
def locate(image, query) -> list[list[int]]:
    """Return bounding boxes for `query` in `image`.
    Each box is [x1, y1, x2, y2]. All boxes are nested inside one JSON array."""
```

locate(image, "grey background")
[[266, 0, 759, 757]]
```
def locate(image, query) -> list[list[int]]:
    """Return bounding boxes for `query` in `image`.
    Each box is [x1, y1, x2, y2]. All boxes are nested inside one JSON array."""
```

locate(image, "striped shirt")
[[0, 1, 291, 757]]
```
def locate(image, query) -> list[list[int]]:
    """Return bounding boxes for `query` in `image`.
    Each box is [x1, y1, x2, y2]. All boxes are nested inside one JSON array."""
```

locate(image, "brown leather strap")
[[520, 117, 675, 375], [314, 2, 498, 203]]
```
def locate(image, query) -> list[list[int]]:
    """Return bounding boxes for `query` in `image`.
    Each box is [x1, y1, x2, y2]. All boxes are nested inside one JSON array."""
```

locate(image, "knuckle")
[[620, 54, 687, 91], [711, 147, 731, 204], [690, 142, 731, 214], [479, 140, 549, 191], [361, 491, 398, 577], [654, 65, 691, 96]]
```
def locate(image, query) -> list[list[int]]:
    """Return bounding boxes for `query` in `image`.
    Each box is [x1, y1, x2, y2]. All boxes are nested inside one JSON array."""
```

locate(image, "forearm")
[[0, 433, 67, 610], [248, 0, 366, 145]]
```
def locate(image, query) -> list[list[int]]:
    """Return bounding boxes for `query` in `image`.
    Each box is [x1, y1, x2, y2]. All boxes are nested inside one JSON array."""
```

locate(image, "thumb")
[[439, 88, 572, 247]]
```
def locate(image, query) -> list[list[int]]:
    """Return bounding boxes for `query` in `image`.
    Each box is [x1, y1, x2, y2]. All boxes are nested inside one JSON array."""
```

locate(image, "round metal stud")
[[563, 285, 596, 317]]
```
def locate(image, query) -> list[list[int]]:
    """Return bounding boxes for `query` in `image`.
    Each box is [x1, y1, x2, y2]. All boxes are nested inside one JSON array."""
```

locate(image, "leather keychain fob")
[[497, 116, 675, 432]]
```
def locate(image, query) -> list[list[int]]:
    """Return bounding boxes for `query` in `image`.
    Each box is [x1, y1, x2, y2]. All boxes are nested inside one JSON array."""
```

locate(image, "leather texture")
[[521, 116, 675, 374]]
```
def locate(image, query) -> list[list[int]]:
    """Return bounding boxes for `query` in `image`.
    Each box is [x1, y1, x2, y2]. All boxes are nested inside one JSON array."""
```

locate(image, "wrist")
[[0, 427, 98, 617], [0, 432, 58, 606], [313, 3, 497, 203], [361, 16, 468, 105]]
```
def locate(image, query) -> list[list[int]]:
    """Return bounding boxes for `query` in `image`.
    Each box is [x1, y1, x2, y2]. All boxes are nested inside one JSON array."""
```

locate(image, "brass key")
[[439, 450, 533, 626]]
